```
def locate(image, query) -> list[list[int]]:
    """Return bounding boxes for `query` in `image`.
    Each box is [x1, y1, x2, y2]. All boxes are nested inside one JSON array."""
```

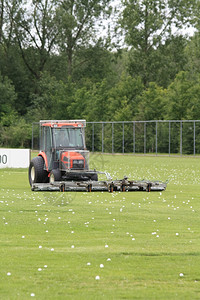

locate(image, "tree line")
[[1, 0, 200, 149]]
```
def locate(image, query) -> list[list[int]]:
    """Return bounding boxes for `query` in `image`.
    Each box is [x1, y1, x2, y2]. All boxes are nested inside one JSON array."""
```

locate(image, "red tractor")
[[29, 120, 98, 186]]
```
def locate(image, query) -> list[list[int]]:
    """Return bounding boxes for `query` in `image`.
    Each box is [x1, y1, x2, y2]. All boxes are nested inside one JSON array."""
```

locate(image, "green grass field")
[[1, 154, 200, 299]]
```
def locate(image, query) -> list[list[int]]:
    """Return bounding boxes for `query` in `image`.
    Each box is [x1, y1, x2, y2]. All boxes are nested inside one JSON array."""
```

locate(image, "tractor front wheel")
[[29, 156, 48, 186], [50, 169, 61, 184]]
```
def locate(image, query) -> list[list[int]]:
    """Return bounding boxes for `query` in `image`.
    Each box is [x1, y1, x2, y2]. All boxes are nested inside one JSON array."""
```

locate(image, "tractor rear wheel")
[[29, 156, 48, 186], [50, 169, 61, 183]]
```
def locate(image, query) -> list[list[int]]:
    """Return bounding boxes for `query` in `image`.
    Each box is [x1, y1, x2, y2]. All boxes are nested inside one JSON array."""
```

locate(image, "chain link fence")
[[32, 120, 200, 156]]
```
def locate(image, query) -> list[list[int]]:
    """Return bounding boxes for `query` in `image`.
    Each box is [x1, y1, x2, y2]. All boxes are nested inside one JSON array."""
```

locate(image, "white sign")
[[0, 149, 30, 168]]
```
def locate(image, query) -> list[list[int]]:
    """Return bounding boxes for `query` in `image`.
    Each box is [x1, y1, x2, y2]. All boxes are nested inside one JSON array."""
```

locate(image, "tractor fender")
[[38, 152, 49, 171]]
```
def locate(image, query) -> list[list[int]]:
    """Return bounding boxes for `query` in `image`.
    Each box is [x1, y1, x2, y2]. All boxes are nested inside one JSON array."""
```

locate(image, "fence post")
[[112, 123, 114, 153], [102, 123, 104, 153], [156, 121, 158, 156], [180, 121, 182, 156], [122, 122, 125, 154], [32, 124, 34, 150], [194, 121, 196, 156], [144, 122, 146, 154], [39, 123, 41, 151], [92, 123, 94, 152], [169, 121, 171, 156], [133, 121, 135, 154]]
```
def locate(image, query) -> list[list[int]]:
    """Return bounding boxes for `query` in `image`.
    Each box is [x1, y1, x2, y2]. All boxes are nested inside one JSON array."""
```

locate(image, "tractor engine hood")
[[60, 151, 85, 170]]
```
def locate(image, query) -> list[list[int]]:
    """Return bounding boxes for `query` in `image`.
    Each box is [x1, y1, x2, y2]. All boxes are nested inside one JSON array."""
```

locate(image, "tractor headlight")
[[72, 159, 84, 169], [73, 160, 82, 164]]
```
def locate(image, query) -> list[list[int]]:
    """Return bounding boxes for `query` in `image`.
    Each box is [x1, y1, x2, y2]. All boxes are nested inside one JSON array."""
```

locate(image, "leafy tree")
[[185, 32, 200, 79], [185, 76, 200, 120], [0, 72, 17, 119], [55, 0, 112, 77], [110, 49, 129, 83], [26, 72, 76, 121], [72, 41, 114, 85], [0, 0, 4, 43], [69, 79, 111, 121], [155, 35, 188, 88], [84, 79, 110, 121], [119, 0, 197, 86], [0, 1, 33, 114], [136, 82, 167, 120], [0, 44, 33, 114], [0, 0, 23, 48], [165, 71, 193, 120], [0, 115, 32, 148], [15, 0, 58, 79], [108, 74, 144, 120], [69, 86, 91, 119], [0, 73, 31, 148]]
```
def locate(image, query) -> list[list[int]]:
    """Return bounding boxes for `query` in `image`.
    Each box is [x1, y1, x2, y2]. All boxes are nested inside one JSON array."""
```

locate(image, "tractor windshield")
[[53, 127, 84, 149]]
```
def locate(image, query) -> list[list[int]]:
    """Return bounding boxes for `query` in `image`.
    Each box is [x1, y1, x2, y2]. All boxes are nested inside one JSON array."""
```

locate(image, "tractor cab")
[[40, 120, 87, 171]]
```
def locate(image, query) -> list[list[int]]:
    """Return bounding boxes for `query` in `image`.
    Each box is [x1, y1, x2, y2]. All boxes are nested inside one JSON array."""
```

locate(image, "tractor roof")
[[40, 120, 86, 128]]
